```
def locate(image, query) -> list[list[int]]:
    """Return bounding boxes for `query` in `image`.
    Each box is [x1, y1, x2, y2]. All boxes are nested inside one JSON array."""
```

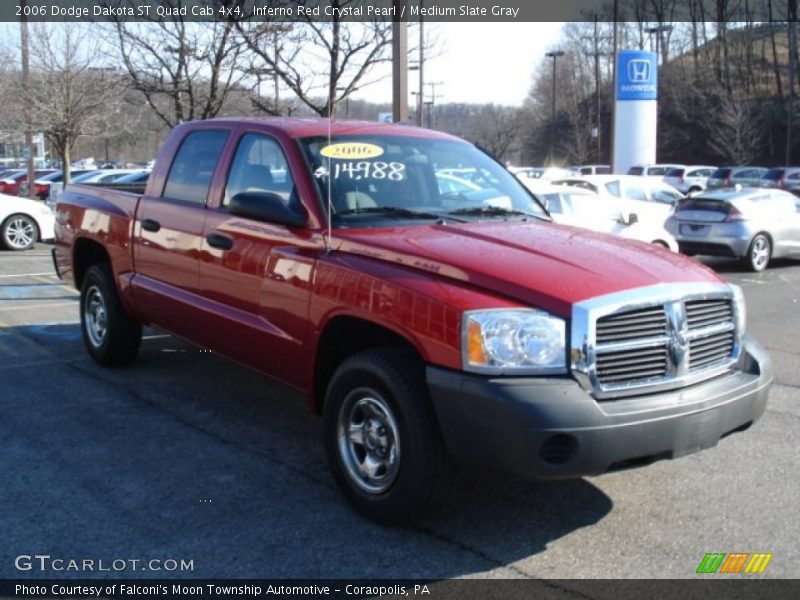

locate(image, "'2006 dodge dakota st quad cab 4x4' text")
[[53, 118, 772, 524]]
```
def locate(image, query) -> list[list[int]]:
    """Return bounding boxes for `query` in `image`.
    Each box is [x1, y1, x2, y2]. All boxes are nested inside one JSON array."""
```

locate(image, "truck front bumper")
[[427, 336, 771, 479]]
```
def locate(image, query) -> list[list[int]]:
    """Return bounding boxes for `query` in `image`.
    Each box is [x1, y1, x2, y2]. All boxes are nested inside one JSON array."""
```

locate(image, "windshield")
[[298, 135, 547, 227]]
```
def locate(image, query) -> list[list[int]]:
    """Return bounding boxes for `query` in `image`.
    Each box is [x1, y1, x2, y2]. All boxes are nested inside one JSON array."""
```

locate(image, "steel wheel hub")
[[338, 391, 400, 494], [85, 286, 108, 348]]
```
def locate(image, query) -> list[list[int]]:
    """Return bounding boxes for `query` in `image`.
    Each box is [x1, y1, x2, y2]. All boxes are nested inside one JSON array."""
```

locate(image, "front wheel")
[[1, 214, 38, 250], [323, 348, 455, 525], [80, 263, 142, 366], [745, 234, 771, 272]]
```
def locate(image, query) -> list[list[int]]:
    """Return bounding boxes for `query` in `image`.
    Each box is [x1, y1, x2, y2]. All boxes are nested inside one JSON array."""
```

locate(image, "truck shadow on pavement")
[[1, 324, 613, 579]]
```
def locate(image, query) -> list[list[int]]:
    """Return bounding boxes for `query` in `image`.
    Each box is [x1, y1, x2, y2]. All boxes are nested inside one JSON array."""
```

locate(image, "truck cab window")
[[224, 133, 295, 207], [162, 129, 229, 205]]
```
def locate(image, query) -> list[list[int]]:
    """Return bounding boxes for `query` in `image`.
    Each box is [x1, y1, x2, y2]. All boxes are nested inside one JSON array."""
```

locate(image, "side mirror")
[[627, 212, 639, 225], [228, 191, 306, 228]]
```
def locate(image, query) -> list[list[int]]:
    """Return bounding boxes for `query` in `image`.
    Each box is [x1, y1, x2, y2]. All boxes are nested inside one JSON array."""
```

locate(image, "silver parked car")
[[706, 166, 768, 190], [665, 188, 800, 271]]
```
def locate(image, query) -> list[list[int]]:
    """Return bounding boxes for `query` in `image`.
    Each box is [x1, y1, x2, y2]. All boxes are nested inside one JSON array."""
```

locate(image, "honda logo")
[[627, 59, 651, 83]]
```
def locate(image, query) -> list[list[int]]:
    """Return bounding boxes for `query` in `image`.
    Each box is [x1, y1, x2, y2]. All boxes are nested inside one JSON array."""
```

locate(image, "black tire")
[[323, 348, 455, 525], [80, 263, 142, 366], [1, 213, 39, 251], [745, 233, 771, 272]]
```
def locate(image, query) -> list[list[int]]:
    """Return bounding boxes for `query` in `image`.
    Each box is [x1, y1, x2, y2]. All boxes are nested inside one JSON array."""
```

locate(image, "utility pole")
[[545, 50, 565, 163], [20, 0, 35, 196], [425, 81, 443, 129], [787, 13, 797, 165], [610, 0, 618, 172], [392, 0, 408, 122], [590, 15, 602, 163], [417, 3, 424, 127]]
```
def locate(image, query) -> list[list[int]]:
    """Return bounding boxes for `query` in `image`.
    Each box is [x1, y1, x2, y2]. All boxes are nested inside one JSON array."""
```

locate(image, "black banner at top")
[[5, 0, 797, 23]]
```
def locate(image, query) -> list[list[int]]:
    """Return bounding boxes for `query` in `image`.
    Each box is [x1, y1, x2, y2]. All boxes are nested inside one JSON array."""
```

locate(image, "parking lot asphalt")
[[0, 245, 798, 582]]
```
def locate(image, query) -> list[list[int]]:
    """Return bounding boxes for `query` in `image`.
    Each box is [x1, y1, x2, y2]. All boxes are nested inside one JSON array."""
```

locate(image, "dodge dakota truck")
[[53, 118, 772, 524]]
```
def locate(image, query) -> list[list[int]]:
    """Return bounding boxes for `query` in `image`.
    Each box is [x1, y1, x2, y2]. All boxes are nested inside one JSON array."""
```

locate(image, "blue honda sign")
[[617, 51, 658, 101]]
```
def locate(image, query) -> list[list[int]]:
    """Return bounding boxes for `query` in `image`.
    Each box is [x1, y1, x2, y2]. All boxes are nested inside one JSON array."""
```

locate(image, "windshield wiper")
[[335, 206, 445, 220], [447, 206, 547, 220]]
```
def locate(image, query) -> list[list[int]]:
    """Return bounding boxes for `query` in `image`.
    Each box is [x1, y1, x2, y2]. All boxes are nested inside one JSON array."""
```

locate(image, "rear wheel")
[[1, 214, 38, 250], [80, 263, 142, 366], [323, 348, 455, 525], [745, 234, 771, 272]]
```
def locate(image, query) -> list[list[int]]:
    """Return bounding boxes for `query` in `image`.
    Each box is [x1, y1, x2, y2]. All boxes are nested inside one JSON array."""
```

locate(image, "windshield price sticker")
[[321, 142, 384, 160], [333, 161, 406, 181]]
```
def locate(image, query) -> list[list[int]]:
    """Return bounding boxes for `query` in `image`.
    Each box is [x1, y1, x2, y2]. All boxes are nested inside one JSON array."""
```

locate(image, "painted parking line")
[[0, 284, 79, 300], [0, 300, 79, 312], [0, 272, 58, 279]]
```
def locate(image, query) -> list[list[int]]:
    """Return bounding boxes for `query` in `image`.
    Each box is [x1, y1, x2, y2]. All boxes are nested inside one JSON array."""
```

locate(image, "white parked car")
[[554, 174, 684, 223], [569, 164, 611, 176], [627, 163, 685, 181], [0, 193, 55, 250], [521, 181, 678, 251], [663, 165, 717, 195]]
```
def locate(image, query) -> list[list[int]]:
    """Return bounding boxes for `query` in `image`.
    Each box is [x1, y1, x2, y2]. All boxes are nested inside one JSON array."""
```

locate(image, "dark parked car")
[[0, 169, 56, 196], [706, 166, 768, 190], [30, 170, 93, 200], [759, 167, 800, 191]]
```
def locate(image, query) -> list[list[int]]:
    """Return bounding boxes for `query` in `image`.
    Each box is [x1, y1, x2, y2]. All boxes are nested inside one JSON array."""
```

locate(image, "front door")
[[198, 132, 318, 389]]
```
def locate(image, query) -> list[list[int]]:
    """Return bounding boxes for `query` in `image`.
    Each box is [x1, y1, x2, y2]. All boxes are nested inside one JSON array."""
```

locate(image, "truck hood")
[[333, 220, 721, 317]]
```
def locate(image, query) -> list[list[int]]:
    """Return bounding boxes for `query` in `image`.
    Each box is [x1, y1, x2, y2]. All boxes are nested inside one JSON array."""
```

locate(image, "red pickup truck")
[[53, 118, 772, 524]]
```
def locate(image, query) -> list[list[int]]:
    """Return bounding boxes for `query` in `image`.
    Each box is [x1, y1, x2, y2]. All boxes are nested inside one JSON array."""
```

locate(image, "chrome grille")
[[571, 284, 742, 400]]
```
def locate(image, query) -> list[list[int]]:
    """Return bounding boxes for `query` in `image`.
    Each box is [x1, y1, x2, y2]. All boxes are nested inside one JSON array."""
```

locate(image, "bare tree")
[[708, 93, 764, 164], [236, 3, 393, 117], [108, 1, 248, 127], [24, 24, 127, 183]]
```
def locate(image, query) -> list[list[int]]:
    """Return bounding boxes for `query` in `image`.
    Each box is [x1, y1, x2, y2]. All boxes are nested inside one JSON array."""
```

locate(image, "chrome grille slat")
[[600, 369, 668, 382]]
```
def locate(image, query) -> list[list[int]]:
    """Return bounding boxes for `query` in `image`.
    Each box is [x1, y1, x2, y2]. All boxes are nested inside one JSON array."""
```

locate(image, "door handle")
[[206, 232, 234, 251], [141, 218, 161, 232]]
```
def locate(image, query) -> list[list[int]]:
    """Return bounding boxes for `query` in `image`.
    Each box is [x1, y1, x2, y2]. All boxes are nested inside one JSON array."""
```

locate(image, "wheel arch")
[[73, 237, 111, 290], [311, 315, 426, 415]]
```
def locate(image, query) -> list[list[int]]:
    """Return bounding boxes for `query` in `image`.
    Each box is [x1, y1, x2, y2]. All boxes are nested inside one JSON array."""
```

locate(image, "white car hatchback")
[[522, 181, 678, 251], [663, 165, 717, 195], [0, 193, 55, 250]]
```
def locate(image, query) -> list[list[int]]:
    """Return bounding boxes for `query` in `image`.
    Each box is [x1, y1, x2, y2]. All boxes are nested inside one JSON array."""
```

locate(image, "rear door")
[[132, 127, 230, 338], [197, 131, 318, 388]]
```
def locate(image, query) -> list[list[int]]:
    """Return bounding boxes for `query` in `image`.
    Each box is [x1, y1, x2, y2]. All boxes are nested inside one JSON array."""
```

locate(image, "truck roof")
[[200, 116, 462, 141]]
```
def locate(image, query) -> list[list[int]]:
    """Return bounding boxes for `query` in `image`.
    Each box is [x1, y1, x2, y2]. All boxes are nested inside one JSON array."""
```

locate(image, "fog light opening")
[[539, 434, 578, 466]]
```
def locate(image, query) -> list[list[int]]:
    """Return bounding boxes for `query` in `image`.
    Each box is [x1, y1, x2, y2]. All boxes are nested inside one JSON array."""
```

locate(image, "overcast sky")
[[352, 22, 566, 106], [0, 21, 565, 109]]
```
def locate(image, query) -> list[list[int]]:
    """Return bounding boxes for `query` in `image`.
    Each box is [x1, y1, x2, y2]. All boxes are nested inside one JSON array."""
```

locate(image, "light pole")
[[645, 24, 672, 63], [335, 87, 350, 119], [545, 50, 565, 162]]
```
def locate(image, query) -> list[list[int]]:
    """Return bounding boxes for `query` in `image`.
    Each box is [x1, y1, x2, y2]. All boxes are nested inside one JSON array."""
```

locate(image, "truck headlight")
[[462, 309, 566, 375], [730, 284, 746, 337]]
